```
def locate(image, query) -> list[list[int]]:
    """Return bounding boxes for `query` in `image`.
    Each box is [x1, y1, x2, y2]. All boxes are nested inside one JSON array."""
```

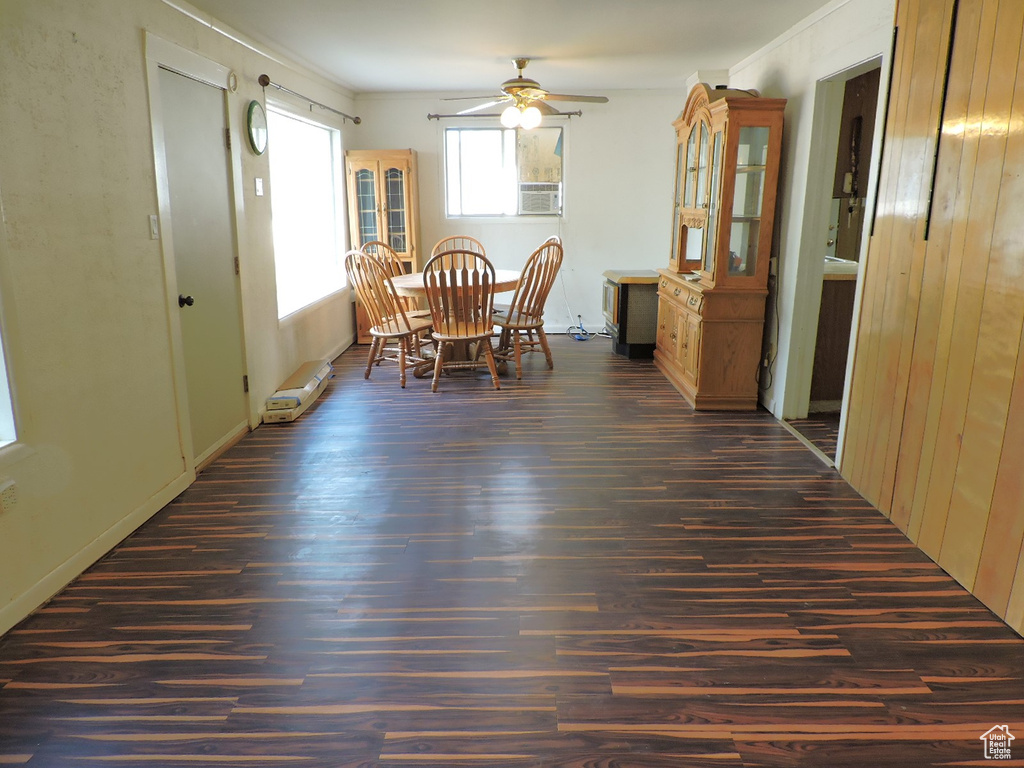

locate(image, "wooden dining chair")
[[493, 239, 564, 378], [361, 240, 432, 328], [344, 250, 433, 388], [430, 235, 486, 260], [422, 249, 501, 393]]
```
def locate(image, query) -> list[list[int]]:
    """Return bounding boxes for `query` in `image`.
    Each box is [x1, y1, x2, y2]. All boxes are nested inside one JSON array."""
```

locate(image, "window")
[[445, 126, 563, 217], [0, 332, 14, 448], [267, 108, 347, 319]]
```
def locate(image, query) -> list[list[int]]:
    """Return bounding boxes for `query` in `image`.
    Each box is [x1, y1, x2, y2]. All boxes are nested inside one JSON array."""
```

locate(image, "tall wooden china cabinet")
[[344, 149, 421, 343], [654, 84, 785, 409]]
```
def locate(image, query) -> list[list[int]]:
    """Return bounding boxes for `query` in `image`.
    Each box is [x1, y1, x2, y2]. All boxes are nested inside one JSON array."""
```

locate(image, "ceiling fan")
[[451, 58, 609, 128]]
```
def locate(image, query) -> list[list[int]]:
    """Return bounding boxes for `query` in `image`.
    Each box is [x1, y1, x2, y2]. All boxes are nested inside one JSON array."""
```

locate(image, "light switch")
[[255, 178, 264, 196], [149, 214, 160, 240]]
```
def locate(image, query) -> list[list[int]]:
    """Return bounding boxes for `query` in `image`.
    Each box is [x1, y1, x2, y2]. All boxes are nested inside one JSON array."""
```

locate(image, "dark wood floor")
[[2, 337, 1023, 767]]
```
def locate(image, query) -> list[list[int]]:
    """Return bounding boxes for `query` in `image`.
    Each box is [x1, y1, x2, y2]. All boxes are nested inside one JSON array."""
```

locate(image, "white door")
[[159, 67, 248, 463]]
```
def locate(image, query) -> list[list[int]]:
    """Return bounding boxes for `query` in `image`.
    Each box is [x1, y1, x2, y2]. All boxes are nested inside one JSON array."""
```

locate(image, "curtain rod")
[[427, 110, 581, 121], [258, 74, 361, 124]]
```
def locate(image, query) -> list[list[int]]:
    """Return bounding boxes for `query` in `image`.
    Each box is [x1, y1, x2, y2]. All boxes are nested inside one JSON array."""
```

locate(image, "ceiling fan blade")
[[443, 94, 504, 102], [530, 100, 559, 116], [543, 93, 610, 103], [457, 99, 508, 115]]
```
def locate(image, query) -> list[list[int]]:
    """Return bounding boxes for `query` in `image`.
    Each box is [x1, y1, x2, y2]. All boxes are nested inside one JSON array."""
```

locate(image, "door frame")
[[144, 32, 253, 474], [784, 55, 888, 464]]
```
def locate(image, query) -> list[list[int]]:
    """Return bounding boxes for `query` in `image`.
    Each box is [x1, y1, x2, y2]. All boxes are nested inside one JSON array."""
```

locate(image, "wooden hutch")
[[654, 83, 785, 409]]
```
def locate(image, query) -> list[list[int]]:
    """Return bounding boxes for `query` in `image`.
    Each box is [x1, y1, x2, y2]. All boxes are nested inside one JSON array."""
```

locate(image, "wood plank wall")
[[841, 0, 1024, 634]]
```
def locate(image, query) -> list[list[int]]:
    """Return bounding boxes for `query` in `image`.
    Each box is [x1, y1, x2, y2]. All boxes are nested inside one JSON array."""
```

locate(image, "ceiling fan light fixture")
[[442, 58, 606, 124], [520, 105, 542, 129], [500, 104, 522, 128]]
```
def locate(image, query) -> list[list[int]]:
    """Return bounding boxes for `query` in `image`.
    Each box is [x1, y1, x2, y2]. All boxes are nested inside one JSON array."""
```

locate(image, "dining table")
[[388, 269, 521, 377], [389, 269, 521, 298]]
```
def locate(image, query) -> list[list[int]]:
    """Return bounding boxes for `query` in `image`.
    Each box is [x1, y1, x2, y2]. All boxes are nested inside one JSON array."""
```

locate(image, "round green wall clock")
[[246, 100, 268, 155]]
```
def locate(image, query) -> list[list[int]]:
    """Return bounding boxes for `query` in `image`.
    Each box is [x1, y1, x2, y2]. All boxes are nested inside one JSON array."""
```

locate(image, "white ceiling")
[[181, 0, 836, 95]]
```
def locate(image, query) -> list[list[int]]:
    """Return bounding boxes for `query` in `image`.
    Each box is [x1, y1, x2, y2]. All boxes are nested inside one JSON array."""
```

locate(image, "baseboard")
[[195, 421, 249, 472], [330, 336, 354, 362], [0, 469, 194, 636]]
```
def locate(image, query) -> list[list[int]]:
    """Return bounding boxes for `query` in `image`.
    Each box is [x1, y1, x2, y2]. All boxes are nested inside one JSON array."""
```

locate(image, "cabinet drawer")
[[659, 281, 704, 314]]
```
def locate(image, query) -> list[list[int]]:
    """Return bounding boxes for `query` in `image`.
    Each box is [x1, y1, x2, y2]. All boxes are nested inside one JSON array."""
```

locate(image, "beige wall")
[[0, 0, 355, 633]]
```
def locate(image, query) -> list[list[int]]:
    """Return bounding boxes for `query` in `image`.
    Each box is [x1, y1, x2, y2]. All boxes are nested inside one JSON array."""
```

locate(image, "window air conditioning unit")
[[519, 182, 562, 214]]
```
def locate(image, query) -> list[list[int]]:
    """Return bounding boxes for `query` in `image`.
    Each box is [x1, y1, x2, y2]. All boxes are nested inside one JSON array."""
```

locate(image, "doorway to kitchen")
[[787, 62, 882, 463]]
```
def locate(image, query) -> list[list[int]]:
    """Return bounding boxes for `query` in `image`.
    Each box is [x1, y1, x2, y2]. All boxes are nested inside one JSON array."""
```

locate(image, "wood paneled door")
[[842, 0, 1024, 633]]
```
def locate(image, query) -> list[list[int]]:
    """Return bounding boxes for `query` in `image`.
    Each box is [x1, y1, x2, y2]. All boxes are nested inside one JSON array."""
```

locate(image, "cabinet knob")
[[674, 287, 681, 296]]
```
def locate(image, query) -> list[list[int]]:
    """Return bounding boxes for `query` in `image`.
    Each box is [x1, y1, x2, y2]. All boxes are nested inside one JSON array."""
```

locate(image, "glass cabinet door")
[[383, 165, 408, 253], [346, 150, 419, 279], [670, 142, 685, 266], [354, 167, 379, 246], [728, 126, 770, 276], [703, 131, 723, 274], [696, 122, 710, 207], [683, 126, 697, 208]]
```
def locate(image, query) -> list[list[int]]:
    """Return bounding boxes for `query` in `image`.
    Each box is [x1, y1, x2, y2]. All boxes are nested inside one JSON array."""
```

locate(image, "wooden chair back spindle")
[[421, 249, 500, 392], [361, 240, 424, 316], [430, 235, 486, 261]]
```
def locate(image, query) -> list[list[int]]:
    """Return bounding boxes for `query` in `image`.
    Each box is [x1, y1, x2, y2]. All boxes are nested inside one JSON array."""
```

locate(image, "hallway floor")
[[1, 338, 1022, 767], [786, 412, 842, 461]]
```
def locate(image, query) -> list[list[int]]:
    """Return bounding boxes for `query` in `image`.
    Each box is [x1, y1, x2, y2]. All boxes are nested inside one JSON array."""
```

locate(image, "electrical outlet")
[[0, 479, 16, 513]]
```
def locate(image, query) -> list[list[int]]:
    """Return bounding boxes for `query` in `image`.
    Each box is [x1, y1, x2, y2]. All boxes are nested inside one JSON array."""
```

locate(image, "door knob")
[[178, 294, 195, 308]]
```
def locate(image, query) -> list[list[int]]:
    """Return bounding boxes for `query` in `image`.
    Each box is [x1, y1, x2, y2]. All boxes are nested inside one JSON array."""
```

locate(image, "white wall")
[[350, 89, 686, 332], [0, 0, 356, 633], [728, 0, 895, 418]]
